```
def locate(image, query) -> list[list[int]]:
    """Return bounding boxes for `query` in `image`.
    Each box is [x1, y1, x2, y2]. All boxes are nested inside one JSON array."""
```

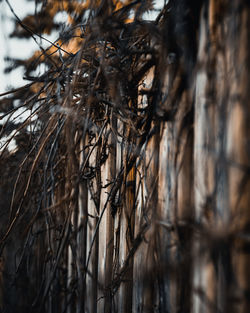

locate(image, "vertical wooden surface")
[[117, 120, 136, 313], [76, 135, 88, 313], [227, 3, 250, 313], [2, 2, 250, 313], [86, 142, 98, 313], [104, 113, 116, 313], [194, 2, 250, 313]]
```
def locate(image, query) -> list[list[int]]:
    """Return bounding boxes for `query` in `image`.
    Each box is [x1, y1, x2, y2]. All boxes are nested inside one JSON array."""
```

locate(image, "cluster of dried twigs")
[[0, 1, 183, 311]]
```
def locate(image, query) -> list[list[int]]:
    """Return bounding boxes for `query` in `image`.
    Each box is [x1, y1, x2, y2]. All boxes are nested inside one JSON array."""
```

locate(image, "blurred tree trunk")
[[194, 1, 250, 313]]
